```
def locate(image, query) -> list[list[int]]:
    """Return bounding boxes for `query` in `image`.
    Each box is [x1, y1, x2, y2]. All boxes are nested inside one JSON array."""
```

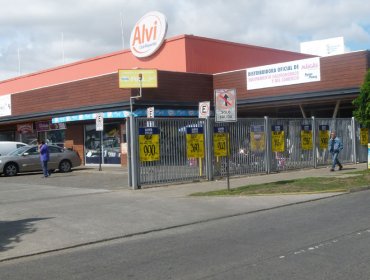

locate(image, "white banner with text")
[[246, 57, 321, 90]]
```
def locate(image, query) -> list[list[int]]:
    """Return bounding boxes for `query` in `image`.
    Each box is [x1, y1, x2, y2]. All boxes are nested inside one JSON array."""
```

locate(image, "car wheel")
[[59, 160, 72, 173], [4, 162, 18, 176]]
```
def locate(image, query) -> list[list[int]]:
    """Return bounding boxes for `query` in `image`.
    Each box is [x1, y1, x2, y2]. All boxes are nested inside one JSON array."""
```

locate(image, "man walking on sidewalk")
[[328, 130, 343, 171]]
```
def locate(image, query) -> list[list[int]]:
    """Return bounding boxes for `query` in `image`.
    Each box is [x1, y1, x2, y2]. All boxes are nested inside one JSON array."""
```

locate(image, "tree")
[[353, 69, 370, 128]]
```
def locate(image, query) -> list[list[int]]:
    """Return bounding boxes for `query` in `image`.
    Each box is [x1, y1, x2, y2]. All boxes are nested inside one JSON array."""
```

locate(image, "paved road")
[[0, 167, 129, 190], [1, 190, 369, 279]]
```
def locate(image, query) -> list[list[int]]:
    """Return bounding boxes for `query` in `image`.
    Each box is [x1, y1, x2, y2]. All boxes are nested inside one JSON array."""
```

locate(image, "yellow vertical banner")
[[250, 125, 265, 152], [271, 125, 285, 152], [186, 127, 205, 158], [360, 128, 369, 145], [213, 127, 229, 157], [139, 127, 160, 162], [301, 125, 313, 150], [319, 125, 330, 149]]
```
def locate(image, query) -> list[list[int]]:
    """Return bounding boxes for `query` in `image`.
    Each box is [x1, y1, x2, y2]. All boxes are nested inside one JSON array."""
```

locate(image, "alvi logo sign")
[[130, 11, 168, 58]]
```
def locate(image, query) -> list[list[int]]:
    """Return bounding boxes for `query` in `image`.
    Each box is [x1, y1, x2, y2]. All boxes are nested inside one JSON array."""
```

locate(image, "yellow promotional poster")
[[213, 127, 229, 157], [250, 125, 265, 152], [300, 125, 312, 150], [186, 127, 204, 158], [118, 69, 158, 88], [271, 125, 284, 152], [319, 125, 329, 149], [138, 127, 160, 162], [360, 128, 369, 145]]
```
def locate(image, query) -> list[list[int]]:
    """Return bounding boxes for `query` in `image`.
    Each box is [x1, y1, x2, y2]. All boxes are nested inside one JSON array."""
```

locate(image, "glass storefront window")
[[0, 131, 15, 141], [85, 123, 121, 165], [36, 130, 65, 147], [18, 131, 38, 145]]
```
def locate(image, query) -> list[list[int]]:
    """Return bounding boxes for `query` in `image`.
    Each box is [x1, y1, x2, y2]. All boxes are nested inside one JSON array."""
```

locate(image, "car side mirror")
[[23, 152, 29, 156]]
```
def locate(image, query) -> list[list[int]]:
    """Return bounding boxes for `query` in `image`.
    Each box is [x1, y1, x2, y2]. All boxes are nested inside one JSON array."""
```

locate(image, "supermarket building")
[[0, 33, 368, 166]]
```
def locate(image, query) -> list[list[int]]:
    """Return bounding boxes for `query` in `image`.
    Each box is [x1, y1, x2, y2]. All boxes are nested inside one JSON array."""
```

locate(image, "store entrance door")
[[85, 123, 121, 165]]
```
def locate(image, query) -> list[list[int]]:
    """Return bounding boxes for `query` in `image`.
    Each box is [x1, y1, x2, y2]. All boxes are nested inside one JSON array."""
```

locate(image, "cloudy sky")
[[1, 0, 369, 81]]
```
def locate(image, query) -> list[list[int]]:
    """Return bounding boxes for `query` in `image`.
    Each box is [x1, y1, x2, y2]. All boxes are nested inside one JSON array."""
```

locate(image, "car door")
[[19, 147, 40, 172], [48, 146, 63, 169]]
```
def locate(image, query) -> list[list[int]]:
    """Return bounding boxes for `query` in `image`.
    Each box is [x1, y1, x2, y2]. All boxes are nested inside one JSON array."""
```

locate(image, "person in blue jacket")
[[328, 131, 343, 171], [39, 140, 50, 177]]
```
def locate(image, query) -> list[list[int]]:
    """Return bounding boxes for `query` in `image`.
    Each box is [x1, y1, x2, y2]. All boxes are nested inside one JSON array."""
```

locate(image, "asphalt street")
[[0, 163, 368, 279], [0, 190, 369, 279]]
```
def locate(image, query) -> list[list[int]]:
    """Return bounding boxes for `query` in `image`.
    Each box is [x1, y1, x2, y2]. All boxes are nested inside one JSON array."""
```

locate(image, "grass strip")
[[190, 169, 370, 196]]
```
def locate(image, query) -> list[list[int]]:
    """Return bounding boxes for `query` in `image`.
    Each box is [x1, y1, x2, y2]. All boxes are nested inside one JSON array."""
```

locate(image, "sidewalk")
[[132, 163, 368, 196], [0, 163, 367, 262]]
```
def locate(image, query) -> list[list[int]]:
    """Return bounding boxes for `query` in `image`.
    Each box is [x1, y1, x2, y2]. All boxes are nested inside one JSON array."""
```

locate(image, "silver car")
[[0, 145, 81, 176]]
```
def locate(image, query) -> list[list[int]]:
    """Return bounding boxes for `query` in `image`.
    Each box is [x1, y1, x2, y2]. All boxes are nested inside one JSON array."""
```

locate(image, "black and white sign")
[[214, 89, 237, 123], [147, 107, 155, 118], [198, 101, 210, 118], [96, 113, 104, 131]]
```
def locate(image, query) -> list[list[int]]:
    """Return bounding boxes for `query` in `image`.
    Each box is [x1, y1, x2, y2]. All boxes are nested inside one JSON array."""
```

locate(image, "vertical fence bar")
[[130, 115, 139, 189], [351, 117, 357, 164], [126, 116, 132, 187], [312, 116, 317, 168], [264, 116, 271, 174], [205, 117, 213, 181]]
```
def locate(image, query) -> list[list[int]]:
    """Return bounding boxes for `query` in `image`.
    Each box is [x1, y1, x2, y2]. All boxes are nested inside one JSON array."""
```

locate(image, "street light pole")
[[129, 73, 143, 189]]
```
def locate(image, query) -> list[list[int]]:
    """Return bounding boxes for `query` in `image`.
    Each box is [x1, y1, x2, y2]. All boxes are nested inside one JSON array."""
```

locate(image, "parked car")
[[0, 141, 28, 156], [0, 145, 81, 176]]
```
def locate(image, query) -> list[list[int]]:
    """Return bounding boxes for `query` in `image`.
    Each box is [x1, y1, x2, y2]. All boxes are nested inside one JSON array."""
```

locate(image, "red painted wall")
[[0, 35, 312, 96], [184, 35, 314, 74]]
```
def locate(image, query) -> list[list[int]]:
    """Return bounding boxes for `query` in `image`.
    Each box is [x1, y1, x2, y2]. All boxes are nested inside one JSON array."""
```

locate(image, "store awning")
[[52, 111, 131, 124], [52, 109, 200, 123]]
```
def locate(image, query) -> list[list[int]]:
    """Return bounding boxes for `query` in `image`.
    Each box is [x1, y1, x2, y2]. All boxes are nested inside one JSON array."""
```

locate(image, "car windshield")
[[8, 145, 33, 156]]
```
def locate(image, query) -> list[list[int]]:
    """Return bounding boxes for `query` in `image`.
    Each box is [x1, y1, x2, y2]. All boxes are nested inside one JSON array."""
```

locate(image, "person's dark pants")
[[331, 152, 342, 170], [41, 160, 49, 177]]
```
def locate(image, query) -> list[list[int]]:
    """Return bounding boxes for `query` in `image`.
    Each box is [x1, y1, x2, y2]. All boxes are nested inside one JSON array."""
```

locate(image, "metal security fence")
[[268, 118, 314, 172], [134, 118, 207, 185], [355, 121, 370, 163], [211, 119, 267, 177], [315, 118, 355, 166], [127, 116, 368, 188]]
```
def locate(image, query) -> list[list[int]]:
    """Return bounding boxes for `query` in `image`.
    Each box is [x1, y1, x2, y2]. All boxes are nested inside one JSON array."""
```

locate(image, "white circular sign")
[[130, 11, 167, 58]]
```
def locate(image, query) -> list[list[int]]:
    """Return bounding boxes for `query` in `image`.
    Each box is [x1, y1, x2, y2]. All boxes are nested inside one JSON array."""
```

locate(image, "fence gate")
[[132, 117, 207, 186], [211, 118, 267, 177]]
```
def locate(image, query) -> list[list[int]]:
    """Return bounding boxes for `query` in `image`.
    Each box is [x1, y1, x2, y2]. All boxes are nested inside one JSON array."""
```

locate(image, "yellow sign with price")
[[271, 125, 285, 152], [301, 125, 312, 150], [360, 128, 369, 145], [139, 127, 160, 162], [251, 125, 265, 152], [213, 127, 229, 157], [186, 127, 204, 158], [319, 125, 329, 149]]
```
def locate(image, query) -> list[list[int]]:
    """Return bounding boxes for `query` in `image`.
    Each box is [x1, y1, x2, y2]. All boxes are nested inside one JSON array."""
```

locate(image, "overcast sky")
[[1, 0, 369, 81]]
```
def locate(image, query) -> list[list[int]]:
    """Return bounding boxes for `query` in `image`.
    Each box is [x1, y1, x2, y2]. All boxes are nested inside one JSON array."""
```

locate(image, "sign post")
[[214, 89, 237, 191], [96, 113, 104, 171]]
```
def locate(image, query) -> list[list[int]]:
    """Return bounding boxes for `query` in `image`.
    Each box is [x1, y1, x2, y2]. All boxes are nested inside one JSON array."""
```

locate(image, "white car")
[[0, 145, 81, 176], [0, 141, 28, 156]]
